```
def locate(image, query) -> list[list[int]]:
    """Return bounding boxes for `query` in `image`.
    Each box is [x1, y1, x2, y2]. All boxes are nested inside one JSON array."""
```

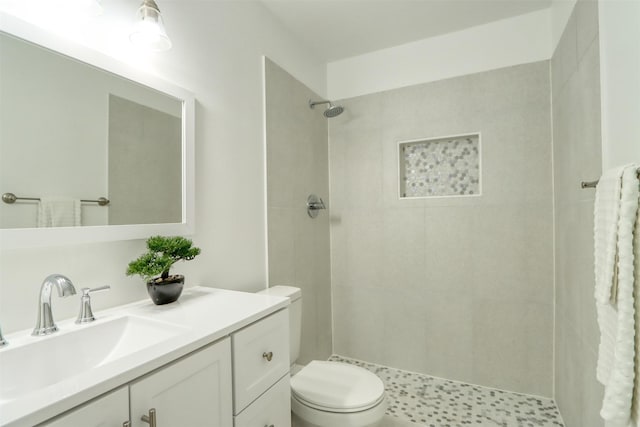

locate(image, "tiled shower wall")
[[551, 1, 604, 425], [328, 61, 554, 397], [265, 58, 333, 363]]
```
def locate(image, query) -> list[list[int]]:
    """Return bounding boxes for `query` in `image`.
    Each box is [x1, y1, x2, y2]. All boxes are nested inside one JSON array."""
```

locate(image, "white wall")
[[327, 9, 552, 100], [598, 0, 640, 170], [0, 1, 326, 333]]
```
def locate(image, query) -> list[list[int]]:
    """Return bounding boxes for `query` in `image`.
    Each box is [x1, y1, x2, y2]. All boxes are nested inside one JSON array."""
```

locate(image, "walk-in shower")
[[309, 99, 344, 118]]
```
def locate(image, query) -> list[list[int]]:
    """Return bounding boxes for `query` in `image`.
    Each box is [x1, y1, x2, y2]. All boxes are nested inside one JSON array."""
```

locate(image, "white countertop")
[[0, 286, 289, 427]]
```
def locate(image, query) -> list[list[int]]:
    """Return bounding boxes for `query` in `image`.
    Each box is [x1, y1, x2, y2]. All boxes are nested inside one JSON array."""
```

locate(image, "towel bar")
[[1, 192, 110, 206], [581, 167, 640, 189]]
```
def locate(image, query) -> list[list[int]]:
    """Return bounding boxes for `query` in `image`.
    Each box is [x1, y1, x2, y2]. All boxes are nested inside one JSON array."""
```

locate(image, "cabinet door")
[[39, 387, 129, 427], [232, 309, 289, 413], [130, 338, 232, 427], [234, 375, 291, 427]]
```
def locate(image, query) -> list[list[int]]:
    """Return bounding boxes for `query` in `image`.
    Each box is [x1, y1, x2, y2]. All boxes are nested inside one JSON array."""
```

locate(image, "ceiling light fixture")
[[129, 0, 172, 52]]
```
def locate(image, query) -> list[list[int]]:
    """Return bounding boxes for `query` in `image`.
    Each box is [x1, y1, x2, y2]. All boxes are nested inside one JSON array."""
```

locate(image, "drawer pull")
[[262, 351, 273, 362], [264, 425, 275, 427], [141, 408, 157, 427]]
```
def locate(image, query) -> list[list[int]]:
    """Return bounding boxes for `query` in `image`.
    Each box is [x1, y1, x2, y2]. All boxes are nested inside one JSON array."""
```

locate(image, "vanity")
[[0, 287, 292, 427]]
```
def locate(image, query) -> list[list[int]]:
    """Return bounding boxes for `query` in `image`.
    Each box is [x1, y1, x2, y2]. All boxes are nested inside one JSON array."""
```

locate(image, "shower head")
[[309, 99, 344, 118], [323, 104, 344, 118]]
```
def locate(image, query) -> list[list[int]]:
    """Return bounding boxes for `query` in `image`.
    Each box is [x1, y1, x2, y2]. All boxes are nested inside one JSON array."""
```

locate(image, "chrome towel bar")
[[2, 192, 110, 206], [581, 167, 640, 189], [306, 194, 326, 218]]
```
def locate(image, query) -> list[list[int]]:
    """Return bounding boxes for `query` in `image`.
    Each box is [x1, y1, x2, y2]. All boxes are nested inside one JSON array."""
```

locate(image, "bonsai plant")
[[127, 235, 201, 305]]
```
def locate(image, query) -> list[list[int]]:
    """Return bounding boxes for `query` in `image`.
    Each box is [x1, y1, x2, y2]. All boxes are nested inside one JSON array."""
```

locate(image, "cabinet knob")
[[141, 408, 157, 427], [262, 351, 273, 362], [123, 422, 131, 427], [264, 425, 275, 427]]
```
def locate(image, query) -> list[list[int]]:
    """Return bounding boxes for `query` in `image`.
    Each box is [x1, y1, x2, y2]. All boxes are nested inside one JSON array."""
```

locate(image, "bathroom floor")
[[328, 355, 565, 427]]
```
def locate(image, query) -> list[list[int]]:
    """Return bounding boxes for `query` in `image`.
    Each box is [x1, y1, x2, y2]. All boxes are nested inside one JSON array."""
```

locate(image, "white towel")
[[595, 165, 639, 427], [632, 194, 640, 424], [594, 166, 626, 305], [37, 197, 81, 227]]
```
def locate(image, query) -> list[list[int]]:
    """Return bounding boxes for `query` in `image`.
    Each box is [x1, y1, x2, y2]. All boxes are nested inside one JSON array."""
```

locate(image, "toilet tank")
[[256, 286, 302, 365]]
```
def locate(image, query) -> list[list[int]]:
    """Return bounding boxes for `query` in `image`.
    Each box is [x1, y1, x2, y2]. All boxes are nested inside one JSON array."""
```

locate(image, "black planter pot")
[[146, 275, 185, 305]]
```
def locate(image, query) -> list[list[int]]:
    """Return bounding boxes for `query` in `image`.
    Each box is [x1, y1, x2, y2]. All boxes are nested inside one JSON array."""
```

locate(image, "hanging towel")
[[37, 197, 81, 227], [594, 165, 640, 427], [632, 195, 640, 424], [594, 166, 625, 305]]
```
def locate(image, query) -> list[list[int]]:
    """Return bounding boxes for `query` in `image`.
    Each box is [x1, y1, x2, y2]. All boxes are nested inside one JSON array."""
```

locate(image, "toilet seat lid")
[[291, 361, 385, 412]]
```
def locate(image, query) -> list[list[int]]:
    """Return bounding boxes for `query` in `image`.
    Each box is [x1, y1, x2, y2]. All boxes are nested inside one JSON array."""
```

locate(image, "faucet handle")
[[81, 285, 110, 296], [76, 285, 111, 324]]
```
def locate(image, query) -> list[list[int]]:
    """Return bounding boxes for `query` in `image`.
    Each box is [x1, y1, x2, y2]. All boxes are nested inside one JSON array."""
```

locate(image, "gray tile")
[[580, 348, 604, 427], [344, 209, 385, 289], [329, 61, 554, 399], [471, 204, 554, 305], [329, 355, 564, 426], [471, 298, 554, 397], [551, 4, 603, 422], [576, 0, 599, 62], [265, 57, 333, 365], [331, 286, 387, 361], [267, 207, 295, 285], [422, 206, 478, 295], [552, 12, 578, 99], [381, 208, 426, 291]]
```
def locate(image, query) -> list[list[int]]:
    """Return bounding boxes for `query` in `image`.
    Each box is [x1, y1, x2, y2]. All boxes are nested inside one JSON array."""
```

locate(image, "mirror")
[[0, 18, 194, 248]]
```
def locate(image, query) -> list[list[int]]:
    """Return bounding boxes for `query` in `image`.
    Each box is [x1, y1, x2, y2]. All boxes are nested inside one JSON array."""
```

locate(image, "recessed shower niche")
[[398, 133, 481, 198]]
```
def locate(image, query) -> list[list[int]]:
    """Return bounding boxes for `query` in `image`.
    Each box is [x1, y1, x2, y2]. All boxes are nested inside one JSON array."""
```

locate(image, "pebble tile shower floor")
[[328, 355, 565, 427]]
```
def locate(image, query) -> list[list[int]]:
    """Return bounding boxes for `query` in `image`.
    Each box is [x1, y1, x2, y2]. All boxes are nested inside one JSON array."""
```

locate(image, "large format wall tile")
[[265, 58, 332, 364], [552, 0, 604, 425], [330, 60, 554, 397]]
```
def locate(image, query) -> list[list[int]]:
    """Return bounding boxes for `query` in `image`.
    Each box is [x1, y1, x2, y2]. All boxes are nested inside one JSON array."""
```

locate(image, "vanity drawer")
[[232, 309, 289, 413], [234, 374, 291, 427]]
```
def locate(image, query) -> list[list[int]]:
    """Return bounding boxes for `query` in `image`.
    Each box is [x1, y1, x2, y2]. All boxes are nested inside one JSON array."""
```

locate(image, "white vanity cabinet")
[[39, 339, 232, 427], [130, 338, 232, 427], [232, 309, 290, 427], [8, 289, 292, 427], [38, 387, 129, 427], [234, 375, 290, 427]]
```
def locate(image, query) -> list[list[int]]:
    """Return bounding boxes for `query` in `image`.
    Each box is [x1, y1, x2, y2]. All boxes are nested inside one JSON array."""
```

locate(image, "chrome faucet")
[[33, 274, 77, 336], [76, 285, 110, 324]]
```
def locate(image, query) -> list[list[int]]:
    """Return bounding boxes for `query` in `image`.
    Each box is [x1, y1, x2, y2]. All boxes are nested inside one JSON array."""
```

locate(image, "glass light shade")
[[129, 0, 172, 52]]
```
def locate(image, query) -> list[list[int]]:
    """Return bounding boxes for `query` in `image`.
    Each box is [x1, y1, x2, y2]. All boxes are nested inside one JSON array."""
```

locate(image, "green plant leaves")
[[126, 236, 201, 281]]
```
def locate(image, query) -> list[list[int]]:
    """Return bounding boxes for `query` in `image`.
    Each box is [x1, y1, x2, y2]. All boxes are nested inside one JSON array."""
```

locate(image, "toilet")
[[257, 286, 387, 427]]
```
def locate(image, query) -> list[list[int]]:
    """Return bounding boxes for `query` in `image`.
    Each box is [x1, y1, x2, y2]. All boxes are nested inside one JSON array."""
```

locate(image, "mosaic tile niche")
[[399, 134, 480, 198]]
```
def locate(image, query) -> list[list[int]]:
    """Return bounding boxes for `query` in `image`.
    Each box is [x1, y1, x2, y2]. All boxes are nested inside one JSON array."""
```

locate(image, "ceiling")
[[261, 0, 552, 62]]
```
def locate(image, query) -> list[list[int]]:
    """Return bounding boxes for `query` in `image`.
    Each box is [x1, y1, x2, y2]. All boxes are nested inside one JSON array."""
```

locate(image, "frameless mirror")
[[0, 18, 194, 248]]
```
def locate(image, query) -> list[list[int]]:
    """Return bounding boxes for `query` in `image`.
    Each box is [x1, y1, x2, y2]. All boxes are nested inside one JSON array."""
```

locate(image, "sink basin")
[[0, 316, 186, 402]]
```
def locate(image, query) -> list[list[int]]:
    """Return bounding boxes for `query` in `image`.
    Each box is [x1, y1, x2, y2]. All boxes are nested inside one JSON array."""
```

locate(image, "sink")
[[0, 316, 186, 402]]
